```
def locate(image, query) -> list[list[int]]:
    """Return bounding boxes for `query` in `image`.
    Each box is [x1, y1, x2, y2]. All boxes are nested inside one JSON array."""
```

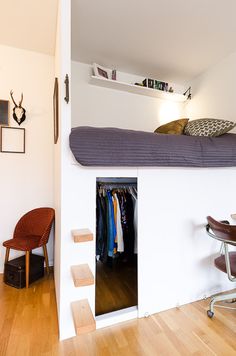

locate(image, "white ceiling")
[[72, 0, 236, 84], [0, 0, 58, 56]]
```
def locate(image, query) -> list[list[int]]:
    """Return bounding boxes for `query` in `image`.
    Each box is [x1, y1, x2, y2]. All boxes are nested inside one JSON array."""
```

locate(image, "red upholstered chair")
[[206, 216, 236, 318], [3, 207, 55, 288]]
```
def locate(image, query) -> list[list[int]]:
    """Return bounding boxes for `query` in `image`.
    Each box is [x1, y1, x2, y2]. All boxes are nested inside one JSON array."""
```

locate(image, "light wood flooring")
[[1, 273, 236, 355]]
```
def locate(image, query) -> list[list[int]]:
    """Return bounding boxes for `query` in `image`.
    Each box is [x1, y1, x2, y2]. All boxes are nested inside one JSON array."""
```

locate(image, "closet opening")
[[95, 177, 138, 318]]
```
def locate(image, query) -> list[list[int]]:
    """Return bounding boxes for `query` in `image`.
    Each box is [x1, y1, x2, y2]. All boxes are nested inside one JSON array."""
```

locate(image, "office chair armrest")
[[223, 242, 236, 282], [206, 224, 223, 242], [206, 220, 229, 234], [220, 220, 230, 225], [206, 223, 236, 246]]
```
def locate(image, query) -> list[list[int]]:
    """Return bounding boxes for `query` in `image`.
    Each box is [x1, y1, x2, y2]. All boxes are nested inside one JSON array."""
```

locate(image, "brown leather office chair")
[[206, 216, 236, 318], [3, 207, 55, 288]]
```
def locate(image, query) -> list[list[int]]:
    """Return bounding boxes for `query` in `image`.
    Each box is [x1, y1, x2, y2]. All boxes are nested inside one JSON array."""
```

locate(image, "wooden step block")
[[231, 214, 236, 220], [71, 299, 96, 335], [71, 264, 94, 287], [72, 229, 93, 243]]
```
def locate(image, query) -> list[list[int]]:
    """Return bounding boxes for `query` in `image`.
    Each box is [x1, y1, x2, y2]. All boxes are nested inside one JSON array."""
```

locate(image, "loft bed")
[[69, 126, 236, 167]]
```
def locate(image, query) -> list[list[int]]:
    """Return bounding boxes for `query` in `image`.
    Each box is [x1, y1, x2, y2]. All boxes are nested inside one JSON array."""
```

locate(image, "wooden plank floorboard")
[[0, 273, 236, 355], [95, 259, 137, 316]]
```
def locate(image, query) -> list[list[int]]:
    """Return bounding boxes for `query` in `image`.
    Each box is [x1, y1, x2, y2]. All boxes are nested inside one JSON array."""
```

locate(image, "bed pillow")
[[154, 118, 189, 135], [184, 118, 236, 137]]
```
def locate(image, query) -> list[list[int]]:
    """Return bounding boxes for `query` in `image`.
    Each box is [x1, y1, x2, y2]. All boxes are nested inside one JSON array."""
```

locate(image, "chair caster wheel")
[[207, 310, 214, 318]]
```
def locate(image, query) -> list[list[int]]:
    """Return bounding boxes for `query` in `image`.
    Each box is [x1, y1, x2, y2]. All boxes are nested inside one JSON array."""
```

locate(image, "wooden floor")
[[95, 258, 137, 316], [1, 273, 236, 356]]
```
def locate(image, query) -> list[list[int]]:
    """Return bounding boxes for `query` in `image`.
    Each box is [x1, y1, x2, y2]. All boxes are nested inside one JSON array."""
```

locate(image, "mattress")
[[69, 126, 236, 167]]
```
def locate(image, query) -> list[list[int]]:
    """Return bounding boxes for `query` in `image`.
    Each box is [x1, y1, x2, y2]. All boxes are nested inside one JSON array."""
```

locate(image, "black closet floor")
[[95, 258, 138, 316]]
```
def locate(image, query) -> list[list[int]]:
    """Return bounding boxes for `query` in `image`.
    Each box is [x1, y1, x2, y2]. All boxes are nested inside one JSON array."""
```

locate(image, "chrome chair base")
[[207, 292, 236, 318]]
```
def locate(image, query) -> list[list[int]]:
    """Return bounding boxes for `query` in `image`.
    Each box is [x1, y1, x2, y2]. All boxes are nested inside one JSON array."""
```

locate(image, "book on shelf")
[[142, 78, 168, 91]]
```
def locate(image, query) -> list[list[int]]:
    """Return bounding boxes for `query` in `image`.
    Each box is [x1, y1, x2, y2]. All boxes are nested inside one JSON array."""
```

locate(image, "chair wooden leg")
[[43, 245, 50, 275], [25, 251, 30, 288], [5, 248, 10, 264]]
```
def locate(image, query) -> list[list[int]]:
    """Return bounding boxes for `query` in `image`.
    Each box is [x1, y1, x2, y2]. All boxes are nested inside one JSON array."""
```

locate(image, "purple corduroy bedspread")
[[69, 126, 236, 167]]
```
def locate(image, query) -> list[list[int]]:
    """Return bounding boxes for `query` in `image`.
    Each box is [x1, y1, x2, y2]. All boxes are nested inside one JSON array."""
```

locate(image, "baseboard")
[[96, 306, 138, 329]]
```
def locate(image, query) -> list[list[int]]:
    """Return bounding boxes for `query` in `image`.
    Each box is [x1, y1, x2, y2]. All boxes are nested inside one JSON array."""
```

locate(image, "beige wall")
[[186, 50, 236, 128], [71, 61, 186, 131], [0, 44, 55, 271]]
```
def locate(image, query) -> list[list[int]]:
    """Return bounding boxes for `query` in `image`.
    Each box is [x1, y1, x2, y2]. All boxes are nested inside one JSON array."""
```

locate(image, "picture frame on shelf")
[[93, 63, 113, 80], [53, 77, 59, 144], [111, 69, 117, 80], [0, 126, 25, 153], [0, 100, 9, 126]]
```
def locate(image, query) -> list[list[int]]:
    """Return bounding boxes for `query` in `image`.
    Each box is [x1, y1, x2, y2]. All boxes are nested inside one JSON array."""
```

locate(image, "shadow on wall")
[[197, 252, 225, 298], [185, 220, 207, 238]]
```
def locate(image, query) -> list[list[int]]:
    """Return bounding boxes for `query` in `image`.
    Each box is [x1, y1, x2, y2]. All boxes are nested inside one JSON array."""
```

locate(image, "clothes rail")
[[97, 182, 137, 189], [96, 177, 137, 184]]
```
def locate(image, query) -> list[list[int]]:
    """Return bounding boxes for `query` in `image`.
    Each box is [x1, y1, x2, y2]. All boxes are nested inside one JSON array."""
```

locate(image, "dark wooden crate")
[[4, 254, 45, 288]]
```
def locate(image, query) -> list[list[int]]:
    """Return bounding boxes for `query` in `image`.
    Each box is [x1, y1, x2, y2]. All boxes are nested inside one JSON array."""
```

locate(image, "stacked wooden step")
[[71, 264, 94, 287], [72, 228, 93, 243], [71, 299, 96, 335], [71, 229, 96, 335]]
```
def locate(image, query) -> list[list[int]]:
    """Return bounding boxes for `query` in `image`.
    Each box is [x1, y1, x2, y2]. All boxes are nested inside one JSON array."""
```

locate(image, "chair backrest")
[[206, 216, 236, 243], [13, 207, 55, 246]]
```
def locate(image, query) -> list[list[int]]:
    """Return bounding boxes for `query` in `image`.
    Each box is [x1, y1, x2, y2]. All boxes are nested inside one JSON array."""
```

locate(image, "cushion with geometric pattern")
[[184, 118, 236, 137]]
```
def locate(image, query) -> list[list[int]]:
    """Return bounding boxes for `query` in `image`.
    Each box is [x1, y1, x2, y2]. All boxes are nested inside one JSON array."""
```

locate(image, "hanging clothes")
[[107, 191, 117, 257], [96, 184, 137, 263], [123, 192, 135, 259], [114, 193, 124, 252], [129, 188, 138, 254], [96, 192, 108, 262], [133, 198, 138, 254], [112, 194, 118, 255], [96, 193, 104, 256]]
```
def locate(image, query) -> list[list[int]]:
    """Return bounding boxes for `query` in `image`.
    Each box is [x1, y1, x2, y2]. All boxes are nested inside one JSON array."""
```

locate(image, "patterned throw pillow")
[[154, 118, 189, 135], [184, 119, 236, 137]]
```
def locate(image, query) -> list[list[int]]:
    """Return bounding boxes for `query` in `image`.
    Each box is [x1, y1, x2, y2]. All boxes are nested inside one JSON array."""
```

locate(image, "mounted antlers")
[[10, 90, 26, 126], [10, 90, 23, 108]]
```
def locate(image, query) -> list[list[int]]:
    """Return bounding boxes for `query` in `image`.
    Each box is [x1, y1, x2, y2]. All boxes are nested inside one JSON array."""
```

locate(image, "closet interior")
[[96, 177, 138, 316]]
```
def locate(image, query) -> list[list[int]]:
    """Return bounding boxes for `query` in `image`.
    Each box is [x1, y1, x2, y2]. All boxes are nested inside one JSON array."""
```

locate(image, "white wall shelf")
[[90, 75, 187, 102]]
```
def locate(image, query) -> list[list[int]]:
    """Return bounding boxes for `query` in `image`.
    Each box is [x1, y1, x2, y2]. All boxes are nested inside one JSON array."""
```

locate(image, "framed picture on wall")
[[0, 100, 9, 126], [53, 78, 59, 144], [93, 63, 113, 80], [0, 126, 25, 153]]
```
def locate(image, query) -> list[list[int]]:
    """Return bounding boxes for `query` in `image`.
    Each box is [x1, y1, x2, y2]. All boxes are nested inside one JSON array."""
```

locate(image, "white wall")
[[58, 161, 236, 339], [53, 0, 62, 333], [59, 48, 236, 341], [138, 167, 235, 316], [60, 58, 236, 341], [72, 61, 186, 131], [186, 50, 236, 126], [0, 44, 55, 271], [53, 0, 73, 341]]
